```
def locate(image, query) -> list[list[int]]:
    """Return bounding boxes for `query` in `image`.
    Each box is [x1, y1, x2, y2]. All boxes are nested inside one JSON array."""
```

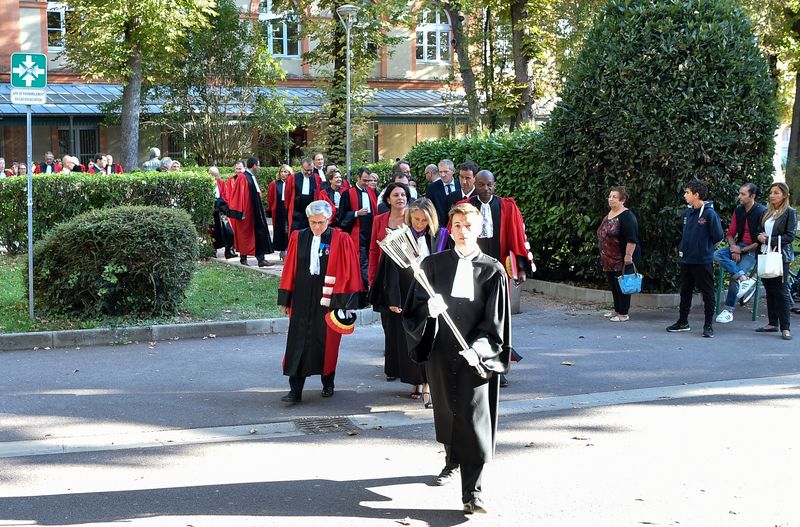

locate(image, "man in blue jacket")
[[667, 179, 724, 338]]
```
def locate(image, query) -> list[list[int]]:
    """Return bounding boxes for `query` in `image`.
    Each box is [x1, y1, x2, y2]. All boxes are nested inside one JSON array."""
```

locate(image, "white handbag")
[[757, 234, 783, 279]]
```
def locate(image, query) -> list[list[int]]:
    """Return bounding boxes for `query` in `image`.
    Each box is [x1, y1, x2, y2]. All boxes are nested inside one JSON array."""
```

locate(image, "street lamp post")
[[336, 3, 359, 181]]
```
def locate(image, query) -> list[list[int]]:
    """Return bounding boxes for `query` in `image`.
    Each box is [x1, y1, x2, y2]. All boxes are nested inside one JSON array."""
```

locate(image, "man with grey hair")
[[427, 159, 460, 226], [424, 163, 439, 183], [0, 157, 11, 177], [141, 147, 161, 171], [278, 199, 365, 403]]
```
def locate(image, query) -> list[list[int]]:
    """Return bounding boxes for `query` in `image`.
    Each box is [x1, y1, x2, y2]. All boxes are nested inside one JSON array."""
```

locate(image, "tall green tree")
[[155, 0, 295, 165], [275, 0, 410, 169], [64, 0, 216, 171]]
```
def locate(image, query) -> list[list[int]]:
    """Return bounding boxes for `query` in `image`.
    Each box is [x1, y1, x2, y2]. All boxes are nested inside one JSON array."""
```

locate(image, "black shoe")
[[240, 256, 249, 266], [499, 374, 509, 387], [280, 392, 301, 403], [224, 249, 238, 259], [321, 386, 334, 397], [258, 259, 274, 267], [386, 376, 397, 382], [666, 321, 690, 332], [463, 497, 487, 514], [702, 325, 714, 338], [435, 464, 459, 486]]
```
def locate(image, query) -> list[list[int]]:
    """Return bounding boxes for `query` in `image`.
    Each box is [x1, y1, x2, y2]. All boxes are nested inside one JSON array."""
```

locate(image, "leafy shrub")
[[404, 129, 544, 252], [0, 172, 214, 255], [535, 0, 777, 291], [30, 206, 198, 317]]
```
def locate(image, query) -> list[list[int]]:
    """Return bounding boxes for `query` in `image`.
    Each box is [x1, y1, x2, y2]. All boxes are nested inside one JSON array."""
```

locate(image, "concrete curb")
[[522, 278, 683, 308], [0, 308, 381, 353]]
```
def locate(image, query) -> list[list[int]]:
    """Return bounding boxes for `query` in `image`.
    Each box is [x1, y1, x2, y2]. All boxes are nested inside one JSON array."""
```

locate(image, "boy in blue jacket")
[[667, 179, 724, 338]]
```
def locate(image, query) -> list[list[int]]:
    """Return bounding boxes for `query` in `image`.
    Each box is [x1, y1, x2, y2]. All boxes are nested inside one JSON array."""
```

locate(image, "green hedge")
[[404, 130, 543, 249], [405, 0, 777, 292], [0, 172, 215, 255], [30, 206, 198, 317]]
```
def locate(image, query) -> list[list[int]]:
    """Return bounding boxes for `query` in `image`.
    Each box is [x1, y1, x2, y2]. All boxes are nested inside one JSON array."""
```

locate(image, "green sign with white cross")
[[11, 53, 47, 89]]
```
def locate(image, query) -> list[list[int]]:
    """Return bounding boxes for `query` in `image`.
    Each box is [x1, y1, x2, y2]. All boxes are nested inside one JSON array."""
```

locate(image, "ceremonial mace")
[[378, 225, 488, 379]]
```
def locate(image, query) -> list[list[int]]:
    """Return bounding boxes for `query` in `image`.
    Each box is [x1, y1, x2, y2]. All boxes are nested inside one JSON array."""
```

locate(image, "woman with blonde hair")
[[404, 198, 452, 408], [267, 164, 292, 259], [755, 182, 796, 340]]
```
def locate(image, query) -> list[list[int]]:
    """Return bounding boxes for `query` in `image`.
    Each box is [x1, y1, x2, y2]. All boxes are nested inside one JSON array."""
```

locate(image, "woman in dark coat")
[[405, 197, 452, 408], [596, 185, 641, 321], [368, 183, 425, 397], [755, 182, 796, 340]]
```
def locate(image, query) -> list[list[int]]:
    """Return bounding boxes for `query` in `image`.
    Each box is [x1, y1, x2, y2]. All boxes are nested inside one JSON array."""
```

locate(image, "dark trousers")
[[605, 270, 631, 315], [358, 244, 369, 290], [288, 372, 335, 396], [678, 263, 715, 326], [762, 262, 791, 331], [444, 445, 485, 503]]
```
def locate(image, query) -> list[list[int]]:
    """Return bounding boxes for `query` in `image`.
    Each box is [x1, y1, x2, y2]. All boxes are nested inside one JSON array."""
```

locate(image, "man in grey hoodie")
[[666, 179, 724, 338]]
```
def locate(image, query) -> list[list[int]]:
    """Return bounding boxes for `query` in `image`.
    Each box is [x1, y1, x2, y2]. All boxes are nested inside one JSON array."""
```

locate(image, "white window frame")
[[258, 0, 301, 58], [47, 2, 73, 51], [416, 8, 451, 64]]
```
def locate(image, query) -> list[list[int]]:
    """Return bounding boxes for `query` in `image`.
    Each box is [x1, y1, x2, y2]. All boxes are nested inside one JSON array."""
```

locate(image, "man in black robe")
[[403, 202, 511, 515], [278, 200, 364, 403]]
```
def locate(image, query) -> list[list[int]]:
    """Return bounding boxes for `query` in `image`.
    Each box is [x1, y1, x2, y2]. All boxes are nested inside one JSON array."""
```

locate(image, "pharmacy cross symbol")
[[12, 55, 45, 87]]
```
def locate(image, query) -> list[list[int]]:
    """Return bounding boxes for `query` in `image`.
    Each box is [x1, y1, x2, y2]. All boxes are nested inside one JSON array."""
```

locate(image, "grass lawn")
[[0, 256, 282, 334]]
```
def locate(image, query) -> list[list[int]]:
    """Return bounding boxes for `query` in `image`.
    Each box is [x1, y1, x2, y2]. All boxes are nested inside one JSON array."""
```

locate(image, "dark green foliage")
[[536, 0, 778, 290], [0, 172, 214, 255], [30, 206, 198, 317], [404, 129, 544, 250]]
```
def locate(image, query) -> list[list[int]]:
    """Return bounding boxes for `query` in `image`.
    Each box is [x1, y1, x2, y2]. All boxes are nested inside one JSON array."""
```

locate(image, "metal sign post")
[[26, 106, 34, 319], [11, 53, 48, 320]]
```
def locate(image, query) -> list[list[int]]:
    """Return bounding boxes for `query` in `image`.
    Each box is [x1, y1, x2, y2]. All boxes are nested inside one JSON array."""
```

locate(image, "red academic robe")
[[227, 171, 267, 257], [278, 228, 364, 376], [284, 172, 319, 236], [34, 163, 62, 174], [459, 196, 535, 280], [339, 185, 378, 249]]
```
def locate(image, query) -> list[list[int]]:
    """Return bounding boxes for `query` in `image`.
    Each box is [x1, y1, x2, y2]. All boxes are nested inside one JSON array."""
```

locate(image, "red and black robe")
[[278, 227, 364, 377], [227, 170, 273, 258], [267, 179, 290, 252]]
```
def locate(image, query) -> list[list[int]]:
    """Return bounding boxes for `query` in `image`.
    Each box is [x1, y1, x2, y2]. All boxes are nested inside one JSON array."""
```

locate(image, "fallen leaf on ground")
[[347, 430, 359, 436], [561, 361, 575, 366]]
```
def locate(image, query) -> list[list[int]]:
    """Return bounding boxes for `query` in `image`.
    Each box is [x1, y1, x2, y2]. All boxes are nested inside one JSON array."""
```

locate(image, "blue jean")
[[713, 243, 756, 310]]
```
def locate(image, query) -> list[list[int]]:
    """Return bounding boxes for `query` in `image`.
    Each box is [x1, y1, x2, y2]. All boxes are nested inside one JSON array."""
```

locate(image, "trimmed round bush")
[[30, 206, 198, 317], [536, 0, 778, 291]]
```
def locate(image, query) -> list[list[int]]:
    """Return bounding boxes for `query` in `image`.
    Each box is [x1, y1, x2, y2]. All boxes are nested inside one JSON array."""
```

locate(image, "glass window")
[[415, 8, 450, 63], [47, 2, 74, 50], [258, 0, 301, 58]]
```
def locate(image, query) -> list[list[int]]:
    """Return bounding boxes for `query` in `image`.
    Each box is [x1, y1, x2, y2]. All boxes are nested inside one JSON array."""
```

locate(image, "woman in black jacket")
[[755, 182, 796, 340], [596, 186, 641, 322]]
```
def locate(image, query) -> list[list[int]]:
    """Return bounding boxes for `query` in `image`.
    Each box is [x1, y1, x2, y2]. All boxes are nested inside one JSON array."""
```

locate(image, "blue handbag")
[[617, 263, 642, 295]]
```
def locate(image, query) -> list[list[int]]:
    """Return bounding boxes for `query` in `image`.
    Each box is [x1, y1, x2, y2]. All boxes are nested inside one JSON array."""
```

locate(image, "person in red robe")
[[336, 167, 378, 289], [278, 200, 365, 403], [316, 167, 344, 227], [33, 151, 61, 174], [210, 166, 237, 259], [267, 164, 292, 258], [226, 157, 274, 267], [285, 158, 318, 235]]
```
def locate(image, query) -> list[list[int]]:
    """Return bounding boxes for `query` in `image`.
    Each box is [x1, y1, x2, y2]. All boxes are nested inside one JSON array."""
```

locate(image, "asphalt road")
[[1, 293, 798, 526]]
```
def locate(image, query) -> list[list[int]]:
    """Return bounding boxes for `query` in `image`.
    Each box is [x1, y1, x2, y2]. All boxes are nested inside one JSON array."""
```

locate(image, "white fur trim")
[[320, 297, 331, 307], [322, 286, 334, 295]]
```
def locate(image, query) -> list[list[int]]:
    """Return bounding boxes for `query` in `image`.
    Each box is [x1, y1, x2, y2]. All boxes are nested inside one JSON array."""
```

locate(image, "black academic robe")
[[278, 228, 364, 378], [403, 249, 511, 464], [228, 170, 273, 257]]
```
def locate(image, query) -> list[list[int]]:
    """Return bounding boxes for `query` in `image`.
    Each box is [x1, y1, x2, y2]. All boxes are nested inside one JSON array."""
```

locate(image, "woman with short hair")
[[596, 185, 641, 322]]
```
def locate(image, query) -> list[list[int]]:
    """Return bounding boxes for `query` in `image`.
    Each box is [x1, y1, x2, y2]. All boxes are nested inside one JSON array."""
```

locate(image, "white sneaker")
[[737, 278, 756, 299], [715, 309, 734, 324]]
